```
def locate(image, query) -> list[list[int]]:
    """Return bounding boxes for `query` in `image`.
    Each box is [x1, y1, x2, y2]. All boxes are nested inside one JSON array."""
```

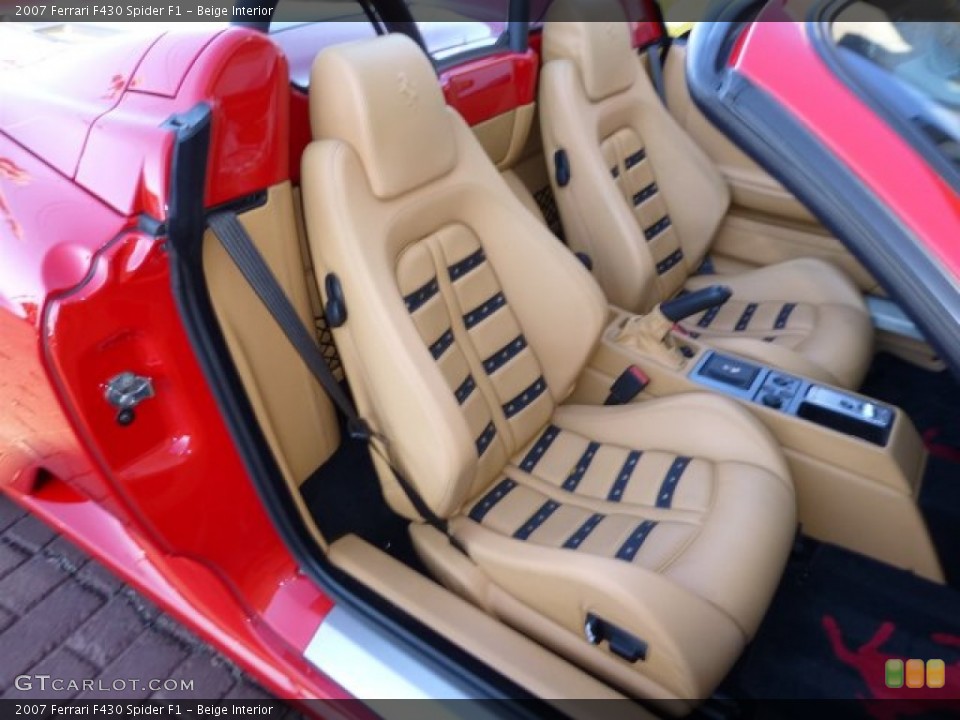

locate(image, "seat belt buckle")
[[604, 366, 650, 405]]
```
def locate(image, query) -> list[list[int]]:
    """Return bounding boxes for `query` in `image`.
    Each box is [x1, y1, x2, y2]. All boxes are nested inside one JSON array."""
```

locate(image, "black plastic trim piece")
[[686, 20, 960, 381], [162, 104, 546, 710], [554, 149, 571, 187], [508, 0, 530, 53]]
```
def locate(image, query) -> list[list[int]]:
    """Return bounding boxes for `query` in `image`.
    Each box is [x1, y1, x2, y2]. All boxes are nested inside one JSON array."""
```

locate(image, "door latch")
[[103, 372, 154, 426]]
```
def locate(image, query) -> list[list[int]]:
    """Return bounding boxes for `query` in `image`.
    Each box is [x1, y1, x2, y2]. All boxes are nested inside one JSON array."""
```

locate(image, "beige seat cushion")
[[539, 0, 874, 389], [683, 258, 874, 388], [449, 394, 795, 698]]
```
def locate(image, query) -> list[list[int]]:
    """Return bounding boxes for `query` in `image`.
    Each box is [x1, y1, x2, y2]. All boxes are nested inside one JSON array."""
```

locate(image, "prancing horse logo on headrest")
[[397, 72, 419, 107]]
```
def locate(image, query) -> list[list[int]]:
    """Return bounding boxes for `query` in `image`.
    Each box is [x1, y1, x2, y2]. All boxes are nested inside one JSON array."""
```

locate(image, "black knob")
[[761, 393, 783, 409]]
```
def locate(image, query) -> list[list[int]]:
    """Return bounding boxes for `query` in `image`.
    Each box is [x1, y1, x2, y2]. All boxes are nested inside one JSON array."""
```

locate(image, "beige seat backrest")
[[301, 34, 608, 519], [540, 0, 731, 313]]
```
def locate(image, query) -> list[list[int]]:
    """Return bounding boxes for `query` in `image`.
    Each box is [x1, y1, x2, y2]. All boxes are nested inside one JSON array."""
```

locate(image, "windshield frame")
[[810, 0, 960, 195]]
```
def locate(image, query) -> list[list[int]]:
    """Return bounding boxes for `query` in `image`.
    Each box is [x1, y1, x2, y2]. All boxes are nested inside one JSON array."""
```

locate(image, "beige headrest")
[[310, 34, 457, 200], [542, 0, 637, 102]]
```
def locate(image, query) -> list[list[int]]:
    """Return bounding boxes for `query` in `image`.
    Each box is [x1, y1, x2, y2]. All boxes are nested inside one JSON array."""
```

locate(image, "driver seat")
[[301, 33, 796, 700]]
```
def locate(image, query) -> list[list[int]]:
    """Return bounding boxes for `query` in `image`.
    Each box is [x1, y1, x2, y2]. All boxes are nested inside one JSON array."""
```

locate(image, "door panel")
[[470, 103, 536, 169], [441, 48, 539, 170], [712, 214, 882, 294], [663, 42, 881, 293]]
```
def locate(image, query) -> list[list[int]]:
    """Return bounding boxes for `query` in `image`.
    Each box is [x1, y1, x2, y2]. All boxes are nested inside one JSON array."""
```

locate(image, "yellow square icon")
[[927, 659, 946, 689]]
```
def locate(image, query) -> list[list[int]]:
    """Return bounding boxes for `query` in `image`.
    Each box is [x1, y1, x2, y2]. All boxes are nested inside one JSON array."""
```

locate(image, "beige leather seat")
[[539, 2, 874, 390], [302, 34, 796, 700]]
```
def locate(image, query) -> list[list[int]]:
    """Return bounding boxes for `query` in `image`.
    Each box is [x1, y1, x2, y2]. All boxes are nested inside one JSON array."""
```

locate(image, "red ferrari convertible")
[[2, 0, 960, 714]]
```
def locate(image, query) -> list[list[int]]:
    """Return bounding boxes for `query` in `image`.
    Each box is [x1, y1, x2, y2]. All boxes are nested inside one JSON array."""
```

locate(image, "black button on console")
[[761, 393, 783, 409], [701, 353, 761, 390]]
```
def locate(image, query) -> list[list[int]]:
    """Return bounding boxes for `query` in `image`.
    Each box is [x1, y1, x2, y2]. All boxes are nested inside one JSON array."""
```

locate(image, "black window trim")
[[809, 0, 960, 197]]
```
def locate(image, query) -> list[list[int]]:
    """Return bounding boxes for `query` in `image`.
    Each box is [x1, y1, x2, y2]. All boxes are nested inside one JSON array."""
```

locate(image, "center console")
[[691, 351, 895, 446], [572, 307, 942, 583]]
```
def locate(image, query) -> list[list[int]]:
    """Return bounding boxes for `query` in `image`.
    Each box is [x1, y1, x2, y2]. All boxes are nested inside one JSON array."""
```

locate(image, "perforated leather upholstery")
[[302, 34, 796, 700], [539, 1, 874, 389]]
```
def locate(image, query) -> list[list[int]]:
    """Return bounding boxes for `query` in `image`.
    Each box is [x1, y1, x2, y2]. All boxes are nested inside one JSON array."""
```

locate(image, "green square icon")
[[885, 658, 904, 688]]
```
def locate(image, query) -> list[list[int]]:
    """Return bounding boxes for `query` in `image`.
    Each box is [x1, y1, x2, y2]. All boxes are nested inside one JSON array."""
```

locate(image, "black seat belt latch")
[[604, 366, 650, 406], [347, 416, 373, 442]]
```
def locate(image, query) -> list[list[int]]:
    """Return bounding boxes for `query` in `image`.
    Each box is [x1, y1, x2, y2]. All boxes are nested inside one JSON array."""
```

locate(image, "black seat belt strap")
[[206, 212, 466, 554], [646, 39, 668, 106]]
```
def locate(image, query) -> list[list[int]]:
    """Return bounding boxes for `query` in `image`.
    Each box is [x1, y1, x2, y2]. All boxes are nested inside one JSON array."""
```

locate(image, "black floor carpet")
[[300, 418, 424, 572], [861, 353, 960, 586], [716, 540, 960, 712]]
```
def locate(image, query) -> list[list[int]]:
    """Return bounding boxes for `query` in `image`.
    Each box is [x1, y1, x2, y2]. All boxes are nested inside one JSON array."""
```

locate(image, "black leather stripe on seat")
[[632, 182, 658, 206], [774, 303, 797, 330], [404, 277, 439, 313], [698, 304, 722, 328], [518, 425, 561, 473], [656, 249, 684, 275], [562, 441, 601, 492], [607, 450, 642, 502], [625, 148, 646, 169], [475, 421, 497, 456], [616, 520, 658, 561], [735, 303, 758, 331], [644, 216, 672, 241], [502, 376, 548, 418], [448, 248, 486, 281], [513, 499, 561, 540], [454, 375, 476, 404], [428, 328, 454, 359], [563, 513, 605, 549], [655, 456, 691, 508], [463, 292, 507, 329], [483, 335, 527, 374], [468, 477, 517, 522]]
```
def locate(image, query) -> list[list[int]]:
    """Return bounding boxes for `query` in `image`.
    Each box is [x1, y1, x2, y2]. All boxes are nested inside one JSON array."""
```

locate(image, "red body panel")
[[440, 49, 539, 126], [734, 4, 960, 279], [0, 25, 341, 706], [0, 29, 166, 179]]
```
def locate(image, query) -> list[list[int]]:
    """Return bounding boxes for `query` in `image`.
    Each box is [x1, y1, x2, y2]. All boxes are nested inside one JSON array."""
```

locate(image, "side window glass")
[[408, 1, 511, 64], [270, 1, 379, 87]]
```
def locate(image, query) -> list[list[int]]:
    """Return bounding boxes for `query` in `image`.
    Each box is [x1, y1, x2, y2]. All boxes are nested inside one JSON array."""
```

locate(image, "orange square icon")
[[927, 659, 946, 689], [906, 659, 925, 688]]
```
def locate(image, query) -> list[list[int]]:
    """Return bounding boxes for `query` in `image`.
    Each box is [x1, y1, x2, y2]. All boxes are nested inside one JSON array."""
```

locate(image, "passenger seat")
[[301, 34, 796, 700], [538, 0, 874, 390]]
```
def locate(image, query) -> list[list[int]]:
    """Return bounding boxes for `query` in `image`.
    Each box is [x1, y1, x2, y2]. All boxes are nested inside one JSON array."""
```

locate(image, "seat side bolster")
[[540, 61, 658, 313], [455, 520, 746, 699], [631, 101, 730, 271], [501, 169, 546, 225]]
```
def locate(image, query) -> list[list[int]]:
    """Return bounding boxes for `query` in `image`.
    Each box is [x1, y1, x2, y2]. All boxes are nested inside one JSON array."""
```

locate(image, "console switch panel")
[[700, 353, 761, 391], [797, 386, 893, 446]]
